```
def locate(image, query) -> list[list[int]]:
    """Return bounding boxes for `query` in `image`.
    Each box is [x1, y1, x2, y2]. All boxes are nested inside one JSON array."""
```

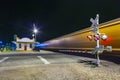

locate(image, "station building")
[[15, 37, 35, 51]]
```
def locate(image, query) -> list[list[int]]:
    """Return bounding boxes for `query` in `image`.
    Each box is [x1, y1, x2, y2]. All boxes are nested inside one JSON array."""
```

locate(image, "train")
[[41, 18, 120, 56]]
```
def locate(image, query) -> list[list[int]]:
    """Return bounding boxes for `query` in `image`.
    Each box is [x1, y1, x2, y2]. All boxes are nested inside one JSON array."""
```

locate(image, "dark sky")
[[0, 0, 119, 43]]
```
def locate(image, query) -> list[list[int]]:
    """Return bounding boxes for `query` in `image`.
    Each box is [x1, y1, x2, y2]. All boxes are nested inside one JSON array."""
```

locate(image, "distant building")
[[14, 37, 35, 51]]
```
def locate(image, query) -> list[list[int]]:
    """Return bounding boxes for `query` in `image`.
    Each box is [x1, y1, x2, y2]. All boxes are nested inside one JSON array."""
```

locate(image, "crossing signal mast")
[[89, 14, 112, 66]]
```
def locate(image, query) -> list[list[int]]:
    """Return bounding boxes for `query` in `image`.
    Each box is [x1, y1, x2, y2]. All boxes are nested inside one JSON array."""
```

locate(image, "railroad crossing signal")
[[87, 34, 108, 41], [89, 14, 112, 66], [90, 14, 99, 34], [87, 34, 100, 41]]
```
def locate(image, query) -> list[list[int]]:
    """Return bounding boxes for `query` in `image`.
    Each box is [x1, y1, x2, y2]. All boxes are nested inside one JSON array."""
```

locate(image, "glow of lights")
[[34, 28, 38, 33], [101, 37, 113, 46], [101, 34, 108, 40], [32, 34, 35, 37], [87, 35, 92, 41], [94, 34, 100, 40], [33, 23, 38, 34]]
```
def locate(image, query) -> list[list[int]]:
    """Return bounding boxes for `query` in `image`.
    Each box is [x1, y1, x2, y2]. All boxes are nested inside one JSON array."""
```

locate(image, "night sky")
[[0, 0, 119, 43]]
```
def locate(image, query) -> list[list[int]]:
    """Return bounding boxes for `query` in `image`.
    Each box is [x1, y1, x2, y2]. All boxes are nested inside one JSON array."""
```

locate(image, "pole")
[[35, 33, 36, 42], [90, 14, 101, 66], [96, 33, 100, 66], [96, 15, 100, 66]]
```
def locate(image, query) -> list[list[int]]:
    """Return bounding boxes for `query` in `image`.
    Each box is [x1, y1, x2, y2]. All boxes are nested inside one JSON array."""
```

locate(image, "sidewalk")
[[0, 50, 54, 55], [0, 51, 40, 54]]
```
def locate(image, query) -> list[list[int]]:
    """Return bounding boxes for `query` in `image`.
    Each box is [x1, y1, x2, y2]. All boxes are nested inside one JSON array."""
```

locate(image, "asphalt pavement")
[[0, 50, 115, 67]]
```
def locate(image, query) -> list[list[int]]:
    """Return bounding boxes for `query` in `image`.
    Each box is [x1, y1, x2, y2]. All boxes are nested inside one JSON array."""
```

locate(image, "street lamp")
[[34, 28, 38, 33], [33, 24, 38, 42]]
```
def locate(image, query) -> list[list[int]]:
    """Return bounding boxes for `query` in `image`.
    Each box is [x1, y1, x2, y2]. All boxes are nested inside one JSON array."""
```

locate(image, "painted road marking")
[[0, 57, 9, 63], [37, 56, 50, 64]]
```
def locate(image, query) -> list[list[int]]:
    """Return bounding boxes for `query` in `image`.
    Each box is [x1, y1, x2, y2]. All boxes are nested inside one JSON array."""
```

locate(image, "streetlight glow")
[[33, 23, 38, 42], [34, 28, 38, 33]]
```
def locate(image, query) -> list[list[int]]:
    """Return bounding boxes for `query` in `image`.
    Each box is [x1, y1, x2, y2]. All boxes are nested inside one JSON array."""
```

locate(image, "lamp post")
[[33, 24, 38, 42]]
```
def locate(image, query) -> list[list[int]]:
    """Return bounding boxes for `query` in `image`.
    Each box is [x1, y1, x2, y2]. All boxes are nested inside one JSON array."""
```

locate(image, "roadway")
[[0, 50, 118, 67]]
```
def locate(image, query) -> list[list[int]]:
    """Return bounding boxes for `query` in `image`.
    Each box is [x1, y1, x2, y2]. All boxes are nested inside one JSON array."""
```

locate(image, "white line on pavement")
[[37, 56, 50, 64], [0, 57, 9, 63]]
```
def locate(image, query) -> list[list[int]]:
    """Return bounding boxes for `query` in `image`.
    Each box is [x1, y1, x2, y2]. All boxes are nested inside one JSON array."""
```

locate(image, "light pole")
[[33, 24, 38, 42]]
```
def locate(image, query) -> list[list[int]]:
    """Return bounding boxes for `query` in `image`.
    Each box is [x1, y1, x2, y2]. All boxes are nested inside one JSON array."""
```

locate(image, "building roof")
[[17, 37, 34, 43]]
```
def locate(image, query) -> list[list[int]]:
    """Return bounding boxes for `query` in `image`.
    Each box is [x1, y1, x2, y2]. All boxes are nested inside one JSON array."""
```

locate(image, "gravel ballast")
[[0, 63, 120, 80]]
